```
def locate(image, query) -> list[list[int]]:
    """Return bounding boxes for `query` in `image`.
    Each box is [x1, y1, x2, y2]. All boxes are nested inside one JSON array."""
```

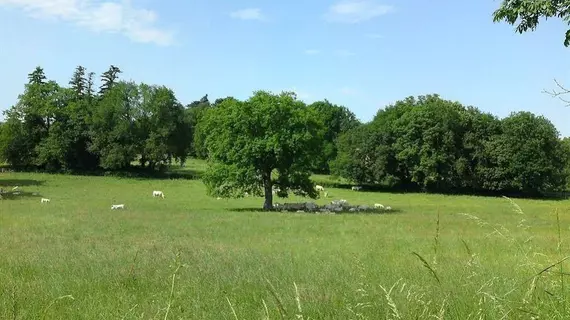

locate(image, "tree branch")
[[543, 78, 570, 106]]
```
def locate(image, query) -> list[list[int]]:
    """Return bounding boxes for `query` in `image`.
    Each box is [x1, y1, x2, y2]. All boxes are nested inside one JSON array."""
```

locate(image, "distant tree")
[[138, 84, 189, 169], [331, 123, 378, 184], [69, 65, 87, 98], [332, 97, 417, 186], [388, 95, 469, 191], [86, 71, 96, 101], [333, 95, 506, 193], [457, 107, 502, 190], [98, 65, 122, 96], [200, 91, 324, 210], [0, 111, 28, 166], [89, 81, 141, 169], [1, 67, 61, 167], [307, 100, 361, 173], [186, 94, 211, 158], [481, 112, 567, 194], [0, 121, 7, 163], [28, 66, 46, 85]]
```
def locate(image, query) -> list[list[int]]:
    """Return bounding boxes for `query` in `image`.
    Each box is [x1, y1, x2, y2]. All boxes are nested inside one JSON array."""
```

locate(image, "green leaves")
[[493, 0, 570, 47], [307, 100, 361, 173]]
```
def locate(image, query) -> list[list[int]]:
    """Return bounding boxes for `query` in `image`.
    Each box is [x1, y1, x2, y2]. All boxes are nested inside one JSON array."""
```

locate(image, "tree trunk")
[[262, 172, 273, 211]]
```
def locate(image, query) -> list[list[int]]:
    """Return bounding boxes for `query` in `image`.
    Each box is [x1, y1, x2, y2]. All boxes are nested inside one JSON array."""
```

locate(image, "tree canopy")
[[332, 95, 568, 195], [493, 0, 570, 46], [199, 90, 325, 210]]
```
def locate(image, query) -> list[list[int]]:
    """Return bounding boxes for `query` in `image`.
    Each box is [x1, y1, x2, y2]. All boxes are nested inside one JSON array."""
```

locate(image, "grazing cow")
[[40, 198, 50, 203], [374, 203, 384, 209], [111, 204, 125, 210], [152, 190, 165, 198], [351, 186, 362, 191], [315, 185, 325, 192]]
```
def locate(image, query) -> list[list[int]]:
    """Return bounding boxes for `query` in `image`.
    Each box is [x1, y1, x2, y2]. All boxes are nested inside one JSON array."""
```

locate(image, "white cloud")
[[304, 49, 320, 55], [229, 8, 265, 21], [324, 0, 393, 24], [335, 49, 356, 57], [0, 0, 174, 46]]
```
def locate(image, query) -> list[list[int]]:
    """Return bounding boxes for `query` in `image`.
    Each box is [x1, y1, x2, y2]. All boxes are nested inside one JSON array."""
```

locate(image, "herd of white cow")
[[36, 189, 166, 210], [7, 183, 389, 210]]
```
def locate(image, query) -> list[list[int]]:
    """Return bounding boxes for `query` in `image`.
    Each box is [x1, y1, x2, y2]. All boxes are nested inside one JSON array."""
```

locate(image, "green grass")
[[1, 167, 570, 319]]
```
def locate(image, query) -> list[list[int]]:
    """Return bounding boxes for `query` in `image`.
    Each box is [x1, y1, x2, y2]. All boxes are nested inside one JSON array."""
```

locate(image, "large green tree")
[[200, 90, 324, 210]]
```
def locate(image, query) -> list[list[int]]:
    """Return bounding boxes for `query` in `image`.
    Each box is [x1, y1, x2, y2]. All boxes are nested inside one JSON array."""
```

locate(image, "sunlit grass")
[[1, 167, 569, 319]]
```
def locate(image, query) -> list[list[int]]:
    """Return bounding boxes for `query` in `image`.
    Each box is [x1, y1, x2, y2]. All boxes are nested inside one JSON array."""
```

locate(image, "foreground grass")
[[1, 172, 570, 319]]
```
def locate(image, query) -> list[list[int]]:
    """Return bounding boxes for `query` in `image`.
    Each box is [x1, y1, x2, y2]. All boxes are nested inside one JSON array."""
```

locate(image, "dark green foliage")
[[69, 65, 87, 97], [137, 84, 189, 169], [493, 0, 570, 47], [332, 95, 568, 195], [307, 100, 361, 174], [186, 94, 211, 159], [200, 91, 325, 209], [98, 65, 122, 96], [480, 112, 567, 194], [330, 123, 378, 184], [0, 65, 192, 173]]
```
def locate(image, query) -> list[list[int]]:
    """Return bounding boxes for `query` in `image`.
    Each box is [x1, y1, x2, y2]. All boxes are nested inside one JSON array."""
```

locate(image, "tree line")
[[0, 65, 568, 201], [332, 95, 569, 196]]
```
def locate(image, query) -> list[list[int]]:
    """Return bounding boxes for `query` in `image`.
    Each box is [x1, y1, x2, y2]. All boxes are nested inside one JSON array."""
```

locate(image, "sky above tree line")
[[0, 0, 569, 136]]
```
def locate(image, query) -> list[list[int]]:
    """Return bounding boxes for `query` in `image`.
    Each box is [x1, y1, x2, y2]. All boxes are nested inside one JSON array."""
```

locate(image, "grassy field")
[[1, 165, 570, 319]]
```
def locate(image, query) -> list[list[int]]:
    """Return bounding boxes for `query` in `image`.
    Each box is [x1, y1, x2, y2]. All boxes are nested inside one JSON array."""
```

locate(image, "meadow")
[[1, 163, 570, 319]]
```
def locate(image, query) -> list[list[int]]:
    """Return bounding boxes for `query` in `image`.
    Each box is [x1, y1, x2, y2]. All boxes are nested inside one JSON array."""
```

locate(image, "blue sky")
[[0, 0, 569, 136]]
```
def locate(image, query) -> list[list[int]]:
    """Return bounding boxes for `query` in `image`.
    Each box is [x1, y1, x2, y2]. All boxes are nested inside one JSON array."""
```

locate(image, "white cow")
[[111, 204, 125, 210], [351, 186, 362, 191], [152, 190, 165, 198], [40, 198, 50, 203], [315, 185, 325, 192], [374, 203, 384, 209]]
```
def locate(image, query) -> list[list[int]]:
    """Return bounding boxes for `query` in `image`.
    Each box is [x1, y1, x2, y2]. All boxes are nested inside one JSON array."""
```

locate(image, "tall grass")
[[1, 172, 569, 318]]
